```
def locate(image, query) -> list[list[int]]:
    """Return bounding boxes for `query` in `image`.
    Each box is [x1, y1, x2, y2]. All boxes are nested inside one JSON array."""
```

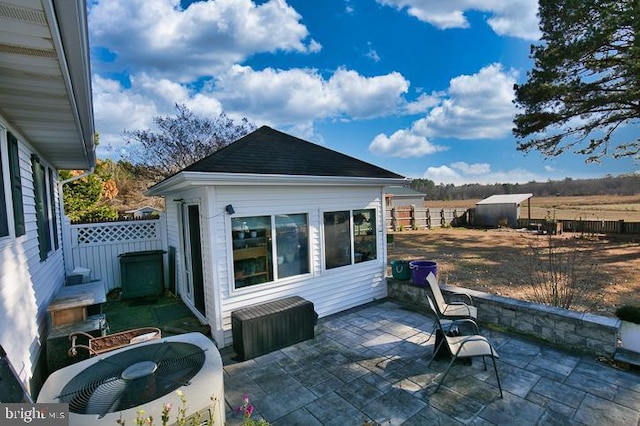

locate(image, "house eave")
[[146, 172, 407, 196], [0, 0, 95, 170]]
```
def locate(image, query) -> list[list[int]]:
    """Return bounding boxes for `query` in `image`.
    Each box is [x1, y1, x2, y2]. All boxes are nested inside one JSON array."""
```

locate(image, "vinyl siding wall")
[[0, 121, 65, 394], [163, 184, 388, 348]]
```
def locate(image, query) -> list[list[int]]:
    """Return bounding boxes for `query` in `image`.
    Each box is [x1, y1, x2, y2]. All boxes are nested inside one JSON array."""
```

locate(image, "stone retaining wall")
[[387, 278, 620, 357]]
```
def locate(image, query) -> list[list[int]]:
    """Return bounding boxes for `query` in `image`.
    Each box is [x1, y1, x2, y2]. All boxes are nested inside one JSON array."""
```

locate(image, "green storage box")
[[119, 250, 165, 299]]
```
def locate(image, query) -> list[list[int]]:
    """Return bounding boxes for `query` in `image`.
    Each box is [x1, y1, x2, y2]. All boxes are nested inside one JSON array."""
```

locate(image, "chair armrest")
[[442, 302, 474, 318], [447, 292, 474, 305], [450, 318, 480, 334]]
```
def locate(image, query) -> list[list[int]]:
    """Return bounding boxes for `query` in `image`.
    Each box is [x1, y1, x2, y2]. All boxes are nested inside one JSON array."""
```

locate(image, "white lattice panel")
[[75, 222, 158, 245]]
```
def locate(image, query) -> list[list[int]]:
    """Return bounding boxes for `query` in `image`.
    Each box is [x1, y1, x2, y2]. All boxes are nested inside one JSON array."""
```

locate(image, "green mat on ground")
[[152, 303, 193, 323]]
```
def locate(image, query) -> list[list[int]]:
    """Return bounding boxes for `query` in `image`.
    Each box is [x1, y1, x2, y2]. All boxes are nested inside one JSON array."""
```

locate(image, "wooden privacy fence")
[[517, 218, 640, 235], [385, 206, 468, 230], [386, 206, 640, 235], [61, 215, 167, 291]]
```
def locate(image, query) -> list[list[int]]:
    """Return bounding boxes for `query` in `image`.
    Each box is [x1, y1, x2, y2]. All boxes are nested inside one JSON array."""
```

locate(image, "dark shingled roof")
[[182, 126, 404, 179]]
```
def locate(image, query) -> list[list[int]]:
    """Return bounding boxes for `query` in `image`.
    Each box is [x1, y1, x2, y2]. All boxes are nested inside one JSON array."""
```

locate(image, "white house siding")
[[0, 126, 66, 393], [211, 185, 387, 347], [159, 184, 389, 347]]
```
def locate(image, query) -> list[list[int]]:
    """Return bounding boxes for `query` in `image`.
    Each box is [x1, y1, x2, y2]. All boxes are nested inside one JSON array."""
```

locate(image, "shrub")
[[524, 234, 601, 312], [615, 305, 640, 324]]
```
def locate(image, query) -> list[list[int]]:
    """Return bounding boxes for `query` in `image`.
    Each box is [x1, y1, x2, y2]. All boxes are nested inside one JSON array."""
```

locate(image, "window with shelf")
[[231, 214, 309, 289], [324, 208, 377, 270]]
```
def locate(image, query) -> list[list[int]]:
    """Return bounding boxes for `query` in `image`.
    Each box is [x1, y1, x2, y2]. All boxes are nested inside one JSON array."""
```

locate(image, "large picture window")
[[231, 214, 309, 289], [324, 209, 377, 270]]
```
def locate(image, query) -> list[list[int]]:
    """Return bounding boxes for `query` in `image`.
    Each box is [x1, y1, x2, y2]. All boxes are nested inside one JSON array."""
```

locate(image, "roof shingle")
[[183, 126, 404, 179]]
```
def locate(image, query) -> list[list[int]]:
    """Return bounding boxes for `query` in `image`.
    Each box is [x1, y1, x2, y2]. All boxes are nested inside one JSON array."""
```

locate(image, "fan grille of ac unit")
[[57, 341, 205, 417]]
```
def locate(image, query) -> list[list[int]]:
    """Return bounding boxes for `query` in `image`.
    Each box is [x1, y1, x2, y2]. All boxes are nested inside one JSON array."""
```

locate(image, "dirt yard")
[[388, 228, 640, 318]]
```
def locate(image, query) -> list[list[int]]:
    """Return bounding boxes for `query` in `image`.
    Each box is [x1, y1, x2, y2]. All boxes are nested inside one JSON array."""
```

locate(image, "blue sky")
[[87, 0, 638, 185]]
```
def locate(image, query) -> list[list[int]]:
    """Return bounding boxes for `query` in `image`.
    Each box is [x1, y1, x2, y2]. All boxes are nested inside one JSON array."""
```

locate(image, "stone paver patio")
[[221, 300, 640, 425]]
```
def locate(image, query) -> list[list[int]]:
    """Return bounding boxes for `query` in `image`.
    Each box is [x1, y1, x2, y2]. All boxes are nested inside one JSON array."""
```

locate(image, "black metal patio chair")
[[426, 271, 477, 320], [426, 295, 503, 398]]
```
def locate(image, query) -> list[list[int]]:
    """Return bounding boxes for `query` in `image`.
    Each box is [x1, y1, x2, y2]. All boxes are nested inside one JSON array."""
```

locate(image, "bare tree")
[[524, 234, 601, 312], [123, 104, 256, 178]]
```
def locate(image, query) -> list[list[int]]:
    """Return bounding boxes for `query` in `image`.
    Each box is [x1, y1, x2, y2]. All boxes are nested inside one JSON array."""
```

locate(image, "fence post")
[[391, 207, 397, 231], [410, 205, 416, 230], [619, 219, 625, 234]]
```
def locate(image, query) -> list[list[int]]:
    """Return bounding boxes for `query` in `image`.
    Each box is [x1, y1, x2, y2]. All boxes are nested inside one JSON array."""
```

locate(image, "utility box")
[[119, 250, 165, 299]]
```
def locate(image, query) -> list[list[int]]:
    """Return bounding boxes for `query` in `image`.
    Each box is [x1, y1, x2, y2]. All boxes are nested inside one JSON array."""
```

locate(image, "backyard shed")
[[385, 186, 426, 207], [146, 126, 406, 347], [475, 193, 533, 228]]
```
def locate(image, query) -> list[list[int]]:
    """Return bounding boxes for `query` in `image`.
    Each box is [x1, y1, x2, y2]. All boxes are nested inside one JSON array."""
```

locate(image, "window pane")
[[8, 133, 24, 236], [276, 214, 309, 278], [354, 209, 377, 263], [0, 144, 8, 237], [31, 155, 51, 260], [231, 216, 273, 288], [324, 211, 351, 269], [48, 168, 59, 250]]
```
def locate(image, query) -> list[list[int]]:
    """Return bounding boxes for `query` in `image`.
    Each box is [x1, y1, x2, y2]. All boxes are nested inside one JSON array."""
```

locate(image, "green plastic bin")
[[119, 250, 165, 299], [390, 260, 411, 280]]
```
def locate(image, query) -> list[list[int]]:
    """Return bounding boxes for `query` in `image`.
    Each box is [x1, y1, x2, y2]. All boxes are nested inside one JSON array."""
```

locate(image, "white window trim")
[[0, 124, 12, 242], [321, 207, 379, 273], [228, 211, 312, 294]]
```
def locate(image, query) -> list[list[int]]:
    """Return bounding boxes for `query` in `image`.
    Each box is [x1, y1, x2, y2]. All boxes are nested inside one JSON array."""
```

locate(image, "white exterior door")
[[180, 203, 206, 316]]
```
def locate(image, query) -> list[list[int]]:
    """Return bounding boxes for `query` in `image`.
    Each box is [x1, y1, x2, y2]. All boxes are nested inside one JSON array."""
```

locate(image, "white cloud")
[[345, 0, 355, 14], [88, 0, 317, 81], [213, 65, 410, 123], [366, 42, 381, 62], [92, 75, 159, 152], [404, 92, 442, 114], [92, 73, 225, 157], [93, 65, 411, 157], [375, 0, 540, 40], [414, 63, 518, 139], [369, 63, 518, 158], [423, 162, 543, 185], [369, 130, 447, 158], [450, 161, 491, 175]]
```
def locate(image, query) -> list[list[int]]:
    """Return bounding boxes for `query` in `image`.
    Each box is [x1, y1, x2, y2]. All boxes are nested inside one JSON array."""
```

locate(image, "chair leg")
[[428, 339, 446, 367], [482, 355, 487, 370], [434, 357, 457, 394], [426, 321, 437, 341], [491, 356, 503, 398]]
